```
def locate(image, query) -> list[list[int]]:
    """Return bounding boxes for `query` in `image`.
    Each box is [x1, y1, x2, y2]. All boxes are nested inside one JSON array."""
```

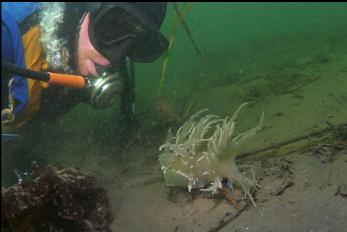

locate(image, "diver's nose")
[[77, 13, 110, 77]]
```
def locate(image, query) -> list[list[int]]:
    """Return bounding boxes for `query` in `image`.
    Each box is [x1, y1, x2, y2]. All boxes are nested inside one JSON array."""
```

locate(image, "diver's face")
[[77, 13, 110, 77]]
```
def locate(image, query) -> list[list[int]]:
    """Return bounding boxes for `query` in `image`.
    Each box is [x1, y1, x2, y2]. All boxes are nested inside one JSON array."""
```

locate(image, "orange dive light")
[[2, 61, 88, 89], [3, 61, 124, 109], [48, 72, 87, 89]]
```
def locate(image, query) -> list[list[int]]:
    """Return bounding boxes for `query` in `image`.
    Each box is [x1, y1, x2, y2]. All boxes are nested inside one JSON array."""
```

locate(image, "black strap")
[[2, 61, 50, 82], [119, 59, 136, 149]]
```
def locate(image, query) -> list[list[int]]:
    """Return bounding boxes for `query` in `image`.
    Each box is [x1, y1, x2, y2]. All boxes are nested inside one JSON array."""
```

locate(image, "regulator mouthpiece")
[[88, 68, 124, 109]]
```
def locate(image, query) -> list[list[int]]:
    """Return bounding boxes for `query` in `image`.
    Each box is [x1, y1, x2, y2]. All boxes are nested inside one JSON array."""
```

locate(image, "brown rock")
[[1, 165, 113, 232]]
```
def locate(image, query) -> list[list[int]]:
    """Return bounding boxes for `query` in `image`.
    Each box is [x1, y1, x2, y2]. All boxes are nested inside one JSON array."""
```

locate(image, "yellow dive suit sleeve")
[[4, 25, 49, 130]]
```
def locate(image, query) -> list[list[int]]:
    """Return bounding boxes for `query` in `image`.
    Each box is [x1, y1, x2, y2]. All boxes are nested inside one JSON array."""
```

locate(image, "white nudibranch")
[[158, 103, 264, 206]]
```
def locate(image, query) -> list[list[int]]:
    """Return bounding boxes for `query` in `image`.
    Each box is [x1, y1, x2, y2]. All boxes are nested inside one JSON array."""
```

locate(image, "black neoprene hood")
[[87, 2, 169, 65]]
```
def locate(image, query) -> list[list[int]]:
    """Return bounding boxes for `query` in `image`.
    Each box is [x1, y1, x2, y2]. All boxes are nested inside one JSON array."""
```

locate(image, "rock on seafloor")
[[1, 165, 113, 232]]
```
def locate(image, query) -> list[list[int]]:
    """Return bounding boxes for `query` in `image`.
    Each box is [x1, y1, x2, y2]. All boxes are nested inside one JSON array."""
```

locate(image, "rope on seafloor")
[[237, 121, 347, 161]]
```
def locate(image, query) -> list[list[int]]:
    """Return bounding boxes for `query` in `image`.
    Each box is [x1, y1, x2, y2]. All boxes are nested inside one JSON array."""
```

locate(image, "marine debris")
[[159, 103, 264, 206], [1, 165, 112, 232]]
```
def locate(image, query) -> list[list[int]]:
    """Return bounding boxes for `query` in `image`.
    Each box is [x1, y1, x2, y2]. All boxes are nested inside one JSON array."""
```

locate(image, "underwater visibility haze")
[[2, 2, 347, 232]]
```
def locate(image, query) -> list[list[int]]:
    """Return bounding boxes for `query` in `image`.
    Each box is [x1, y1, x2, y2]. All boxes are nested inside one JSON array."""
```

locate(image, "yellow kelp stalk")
[[157, 3, 193, 96]]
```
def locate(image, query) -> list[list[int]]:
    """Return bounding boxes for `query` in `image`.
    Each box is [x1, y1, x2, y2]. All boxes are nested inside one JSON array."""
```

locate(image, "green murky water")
[[3, 1, 347, 184], [2, 4, 347, 230]]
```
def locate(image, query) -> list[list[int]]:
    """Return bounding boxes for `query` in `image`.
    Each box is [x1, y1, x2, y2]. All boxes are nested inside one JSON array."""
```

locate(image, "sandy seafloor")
[[2, 25, 347, 232]]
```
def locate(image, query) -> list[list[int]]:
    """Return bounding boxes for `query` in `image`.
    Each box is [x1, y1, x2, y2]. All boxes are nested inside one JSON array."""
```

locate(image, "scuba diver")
[[2, 2, 168, 131], [1, 2, 169, 185]]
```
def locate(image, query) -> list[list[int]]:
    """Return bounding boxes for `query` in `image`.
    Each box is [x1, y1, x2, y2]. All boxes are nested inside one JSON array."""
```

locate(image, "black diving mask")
[[87, 2, 169, 65]]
